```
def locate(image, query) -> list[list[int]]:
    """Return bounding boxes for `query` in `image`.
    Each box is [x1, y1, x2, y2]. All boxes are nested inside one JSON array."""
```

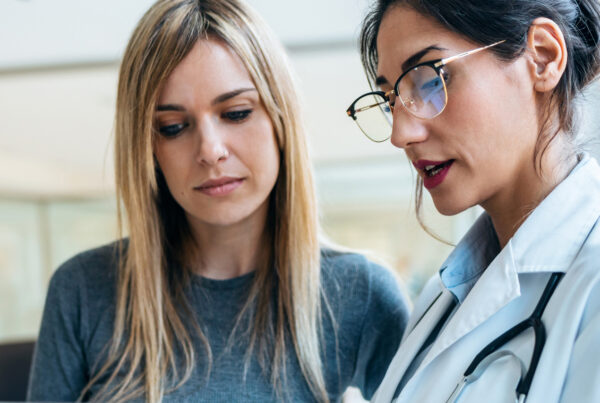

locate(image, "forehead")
[[159, 38, 254, 102], [376, 6, 461, 79]]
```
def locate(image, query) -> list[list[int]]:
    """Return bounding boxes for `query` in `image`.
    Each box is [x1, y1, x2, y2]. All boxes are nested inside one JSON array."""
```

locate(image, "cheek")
[[446, 76, 500, 134], [446, 74, 536, 160], [241, 118, 280, 183], [256, 129, 281, 187], [154, 144, 189, 196]]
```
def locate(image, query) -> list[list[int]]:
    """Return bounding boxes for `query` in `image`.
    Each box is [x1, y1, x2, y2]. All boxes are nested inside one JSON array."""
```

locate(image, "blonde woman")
[[27, 0, 409, 402]]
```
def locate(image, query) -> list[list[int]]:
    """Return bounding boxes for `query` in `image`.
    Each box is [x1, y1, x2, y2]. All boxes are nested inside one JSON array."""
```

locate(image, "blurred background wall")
[[1, 0, 600, 345]]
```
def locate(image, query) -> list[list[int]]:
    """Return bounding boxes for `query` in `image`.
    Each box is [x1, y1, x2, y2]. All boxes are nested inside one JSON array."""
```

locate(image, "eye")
[[158, 123, 189, 138], [440, 68, 451, 85], [223, 109, 252, 122], [420, 76, 443, 91]]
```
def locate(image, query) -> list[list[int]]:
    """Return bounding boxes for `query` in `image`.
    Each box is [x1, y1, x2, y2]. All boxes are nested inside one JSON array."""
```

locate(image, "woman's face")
[[377, 6, 540, 215], [154, 38, 280, 232]]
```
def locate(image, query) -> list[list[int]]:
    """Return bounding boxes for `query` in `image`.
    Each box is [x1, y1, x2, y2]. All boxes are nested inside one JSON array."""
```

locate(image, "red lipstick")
[[195, 176, 244, 196], [413, 159, 454, 190]]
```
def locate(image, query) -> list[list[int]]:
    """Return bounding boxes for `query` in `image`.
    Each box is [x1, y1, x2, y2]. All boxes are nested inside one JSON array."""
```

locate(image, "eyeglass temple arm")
[[434, 40, 506, 68]]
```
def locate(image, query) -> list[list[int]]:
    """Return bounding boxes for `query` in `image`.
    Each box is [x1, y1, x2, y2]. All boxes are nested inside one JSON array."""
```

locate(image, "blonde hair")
[[80, 0, 327, 401]]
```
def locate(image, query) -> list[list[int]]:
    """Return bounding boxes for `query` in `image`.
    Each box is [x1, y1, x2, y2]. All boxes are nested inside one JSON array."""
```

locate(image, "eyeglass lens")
[[352, 93, 393, 142], [352, 65, 447, 141], [398, 65, 446, 118]]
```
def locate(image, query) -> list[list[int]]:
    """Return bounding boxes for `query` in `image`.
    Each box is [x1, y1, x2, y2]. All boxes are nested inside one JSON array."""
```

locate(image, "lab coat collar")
[[421, 154, 600, 370], [439, 154, 600, 301], [510, 154, 600, 274]]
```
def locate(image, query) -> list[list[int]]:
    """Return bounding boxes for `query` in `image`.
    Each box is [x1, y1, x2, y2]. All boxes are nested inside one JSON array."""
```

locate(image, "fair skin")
[[376, 6, 576, 246], [154, 38, 280, 279]]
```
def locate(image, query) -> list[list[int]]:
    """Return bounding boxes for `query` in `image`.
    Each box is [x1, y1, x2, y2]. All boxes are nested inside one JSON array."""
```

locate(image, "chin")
[[198, 212, 253, 227], [197, 200, 270, 229], [431, 197, 470, 217]]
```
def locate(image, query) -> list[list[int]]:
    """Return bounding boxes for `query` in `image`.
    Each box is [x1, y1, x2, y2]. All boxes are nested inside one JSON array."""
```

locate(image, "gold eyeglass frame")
[[346, 40, 506, 142]]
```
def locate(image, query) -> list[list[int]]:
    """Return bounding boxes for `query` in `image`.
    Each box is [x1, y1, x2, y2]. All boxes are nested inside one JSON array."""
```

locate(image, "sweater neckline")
[[191, 270, 256, 290]]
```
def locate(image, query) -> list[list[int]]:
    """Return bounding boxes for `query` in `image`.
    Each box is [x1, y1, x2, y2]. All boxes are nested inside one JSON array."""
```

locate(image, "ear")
[[526, 17, 567, 93]]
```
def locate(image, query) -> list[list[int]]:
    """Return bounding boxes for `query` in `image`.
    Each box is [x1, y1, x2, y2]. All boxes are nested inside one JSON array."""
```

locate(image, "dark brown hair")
[[360, 0, 600, 224]]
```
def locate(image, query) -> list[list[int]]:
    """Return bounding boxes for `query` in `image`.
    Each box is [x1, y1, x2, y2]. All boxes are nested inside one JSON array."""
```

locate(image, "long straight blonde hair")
[[80, 0, 327, 401]]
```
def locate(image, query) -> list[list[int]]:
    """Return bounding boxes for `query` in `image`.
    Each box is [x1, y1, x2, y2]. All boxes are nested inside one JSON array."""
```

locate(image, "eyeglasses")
[[346, 40, 505, 142]]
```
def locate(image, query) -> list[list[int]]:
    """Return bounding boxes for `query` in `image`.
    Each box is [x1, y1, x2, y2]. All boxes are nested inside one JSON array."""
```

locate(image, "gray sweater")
[[27, 243, 409, 402]]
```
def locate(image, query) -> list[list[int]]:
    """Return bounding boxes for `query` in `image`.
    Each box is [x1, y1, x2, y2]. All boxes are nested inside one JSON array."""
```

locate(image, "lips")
[[412, 159, 455, 190], [195, 176, 245, 196]]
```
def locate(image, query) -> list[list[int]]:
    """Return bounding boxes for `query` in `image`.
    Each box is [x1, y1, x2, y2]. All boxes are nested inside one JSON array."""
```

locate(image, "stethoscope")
[[445, 272, 564, 403]]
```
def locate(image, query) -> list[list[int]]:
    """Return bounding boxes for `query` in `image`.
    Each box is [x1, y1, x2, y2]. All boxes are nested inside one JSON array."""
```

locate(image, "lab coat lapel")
[[388, 155, 600, 402], [426, 155, 600, 363], [418, 243, 521, 370], [372, 288, 456, 403]]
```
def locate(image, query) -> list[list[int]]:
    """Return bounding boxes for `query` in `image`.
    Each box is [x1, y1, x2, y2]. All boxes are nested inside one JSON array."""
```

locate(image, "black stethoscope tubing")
[[460, 271, 564, 399]]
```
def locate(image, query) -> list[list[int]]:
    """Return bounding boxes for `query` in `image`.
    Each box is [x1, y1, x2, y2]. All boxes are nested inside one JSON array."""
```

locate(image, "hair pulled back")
[[361, 0, 600, 234], [361, 0, 600, 137]]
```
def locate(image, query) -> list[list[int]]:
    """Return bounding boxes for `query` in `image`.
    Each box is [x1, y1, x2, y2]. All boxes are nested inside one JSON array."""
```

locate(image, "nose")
[[195, 121, 229, 165], [389, 106, 429, 149]]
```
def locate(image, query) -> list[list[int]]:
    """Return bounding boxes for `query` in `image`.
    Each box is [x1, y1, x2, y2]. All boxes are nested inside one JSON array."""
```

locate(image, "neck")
[[483, 136, 577, 248], [186, 206, 270, 280]]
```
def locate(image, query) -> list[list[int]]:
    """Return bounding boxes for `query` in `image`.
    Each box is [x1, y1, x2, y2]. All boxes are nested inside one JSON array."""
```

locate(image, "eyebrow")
[[212, 87, 256, 105], [375, 45, 447, 87], [156, 104, 185, 112], [156, 87, 257, 111]]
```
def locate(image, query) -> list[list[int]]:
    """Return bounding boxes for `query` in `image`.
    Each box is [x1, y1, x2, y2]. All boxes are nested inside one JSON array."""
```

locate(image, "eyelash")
[[158, 123, 189, 138], [157, 109, 253, 138], [223, 109, 252, 122]]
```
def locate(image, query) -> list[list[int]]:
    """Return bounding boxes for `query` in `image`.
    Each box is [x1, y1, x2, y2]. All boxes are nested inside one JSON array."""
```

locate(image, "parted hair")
[[81, 0, 328, 401]]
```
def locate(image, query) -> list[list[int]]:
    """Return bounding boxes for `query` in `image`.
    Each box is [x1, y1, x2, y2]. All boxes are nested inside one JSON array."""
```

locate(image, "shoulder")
[[320, 247, 397, 286], [37, 241, 124, 357], [48, 240, 125, 308], [567, 225, 600, 308], [52, 240, 123, 282], [319, 247, 409, 320], [558, 243, 600, 401], [31, 242, 125, 401], [319, 249, 410, 397], [549, 216, 600, 347], [567, 215, 600, 293]]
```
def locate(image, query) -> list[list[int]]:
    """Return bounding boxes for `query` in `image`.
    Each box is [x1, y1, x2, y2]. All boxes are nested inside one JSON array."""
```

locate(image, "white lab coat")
[[373, 154, 600, 403]]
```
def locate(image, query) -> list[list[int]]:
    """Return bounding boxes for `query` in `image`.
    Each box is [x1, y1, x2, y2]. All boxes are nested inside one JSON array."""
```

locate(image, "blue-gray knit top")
[[27, 242, 409, 402]]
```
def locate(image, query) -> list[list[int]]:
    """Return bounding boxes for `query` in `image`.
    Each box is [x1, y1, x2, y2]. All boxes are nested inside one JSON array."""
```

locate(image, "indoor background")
[[1, 0, 600, 388]]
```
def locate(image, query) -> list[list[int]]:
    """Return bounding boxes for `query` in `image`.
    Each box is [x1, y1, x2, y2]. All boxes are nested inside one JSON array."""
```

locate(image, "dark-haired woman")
[[346, 0, 600, 401]]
